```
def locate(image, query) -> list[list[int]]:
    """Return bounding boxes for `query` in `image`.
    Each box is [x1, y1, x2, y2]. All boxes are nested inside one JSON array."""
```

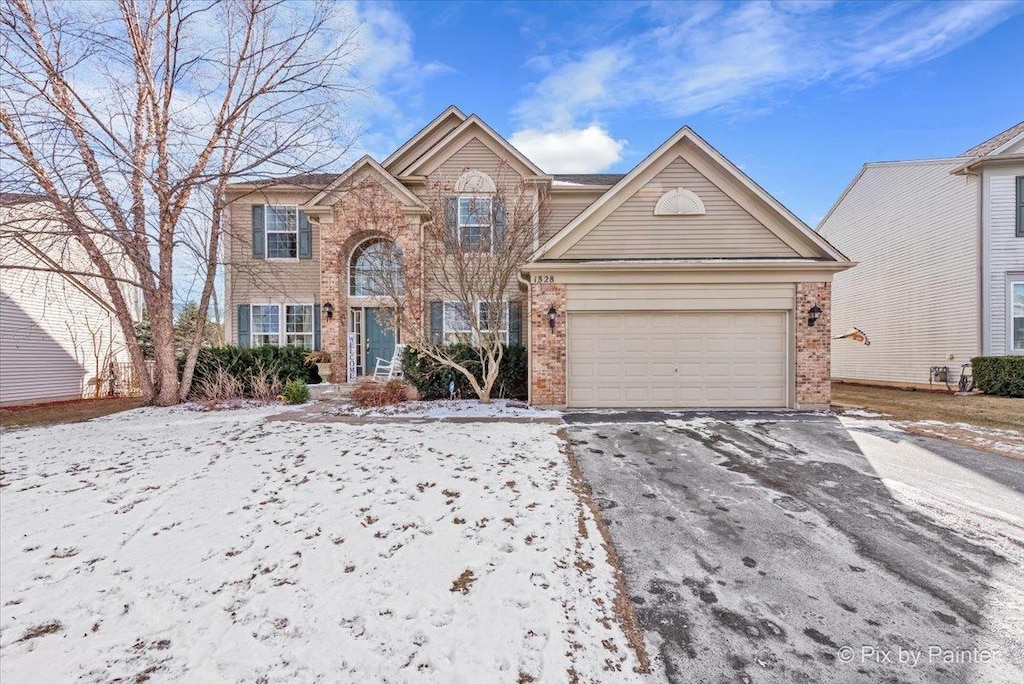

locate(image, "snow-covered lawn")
[[0, 406, 646, 683], [321, 399, 563, 420]]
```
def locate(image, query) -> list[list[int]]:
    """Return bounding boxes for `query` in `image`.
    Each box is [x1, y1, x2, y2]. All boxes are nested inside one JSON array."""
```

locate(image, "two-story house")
[[224, 106, 851, 409], [818, 121, 1024, 387]]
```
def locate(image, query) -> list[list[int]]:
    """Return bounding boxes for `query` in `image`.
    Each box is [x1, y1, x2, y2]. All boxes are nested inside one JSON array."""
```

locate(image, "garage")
[[567, 310, 789, 408]]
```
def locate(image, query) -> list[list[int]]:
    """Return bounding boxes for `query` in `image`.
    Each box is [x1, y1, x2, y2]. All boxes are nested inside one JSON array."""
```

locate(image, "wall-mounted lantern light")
[[547, 306, 557, 330], [807, 305, 822, 327], [322, 302, 334, 321]]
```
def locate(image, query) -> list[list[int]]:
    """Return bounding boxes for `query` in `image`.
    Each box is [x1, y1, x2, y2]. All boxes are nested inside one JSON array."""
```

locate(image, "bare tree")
[[0, 0, 356, 404], [346, 165, 545, 402]]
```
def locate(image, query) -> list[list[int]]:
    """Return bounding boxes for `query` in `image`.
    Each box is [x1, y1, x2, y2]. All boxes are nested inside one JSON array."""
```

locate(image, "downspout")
[[516, 270, 532, 406]]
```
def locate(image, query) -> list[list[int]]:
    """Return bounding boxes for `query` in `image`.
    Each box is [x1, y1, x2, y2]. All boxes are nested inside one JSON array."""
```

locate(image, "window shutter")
[[444, 197, 458, 245], [1016, 176, 1024, 238], [508, 301, 522, 346], [298, 211, 312, 259], [494, 198, 506, 250], [237, 304, 251, 348], [313, 302, 321, 350], [429, 301, 444, 346], [252, 205, 265, 259]]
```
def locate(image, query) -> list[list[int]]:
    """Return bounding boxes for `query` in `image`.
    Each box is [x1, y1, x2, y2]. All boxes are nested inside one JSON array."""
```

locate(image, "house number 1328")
[[532, 275, 555, 283]]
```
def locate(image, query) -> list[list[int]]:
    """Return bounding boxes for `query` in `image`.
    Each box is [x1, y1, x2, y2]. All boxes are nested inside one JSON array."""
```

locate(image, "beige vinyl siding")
[[982, 164, 1024, 355], [418, 137, 531, 302], [542, 194, 596, 244], [566, 282, 794, 311], [225, 191, 321, 344], [818, 160, 979, 383], [567, 311, 788, 408], [561, 156, 798, 259]]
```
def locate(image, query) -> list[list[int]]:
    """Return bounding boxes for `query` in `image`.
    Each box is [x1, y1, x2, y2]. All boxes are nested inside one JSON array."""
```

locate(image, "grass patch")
[[0, 397, 144, 430], [832, 383, 1023, 432]]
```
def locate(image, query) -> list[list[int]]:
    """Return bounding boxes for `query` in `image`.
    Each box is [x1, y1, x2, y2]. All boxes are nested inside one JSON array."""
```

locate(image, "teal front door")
[[364, 308, 396, 375]]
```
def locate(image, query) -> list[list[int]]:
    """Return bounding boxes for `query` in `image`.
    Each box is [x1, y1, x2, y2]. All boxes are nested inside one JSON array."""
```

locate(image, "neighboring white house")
[[0, 194, 141, 406], [818, 121, 1024, 387]]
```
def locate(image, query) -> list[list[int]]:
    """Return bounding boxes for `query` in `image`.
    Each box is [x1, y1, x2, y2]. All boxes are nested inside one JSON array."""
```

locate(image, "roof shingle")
[[961, 120, 1024, 157]]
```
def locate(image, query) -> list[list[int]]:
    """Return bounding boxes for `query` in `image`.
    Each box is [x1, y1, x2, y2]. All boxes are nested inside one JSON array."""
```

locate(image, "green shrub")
[[282, 379, 311, 404], [401, 344, 527, 400], [971, 356, 1024, 398], [182, 345, 316, 399]]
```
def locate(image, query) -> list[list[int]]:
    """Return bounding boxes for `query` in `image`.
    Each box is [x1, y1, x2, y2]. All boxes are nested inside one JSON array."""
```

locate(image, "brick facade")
[[319, 191, 421, 383], [795, 281, 832, 409], [529, 282, 567, 407]]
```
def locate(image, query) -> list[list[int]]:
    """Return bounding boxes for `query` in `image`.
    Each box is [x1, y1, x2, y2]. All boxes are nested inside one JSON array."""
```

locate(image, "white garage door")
[[567, 311, 788, 408]]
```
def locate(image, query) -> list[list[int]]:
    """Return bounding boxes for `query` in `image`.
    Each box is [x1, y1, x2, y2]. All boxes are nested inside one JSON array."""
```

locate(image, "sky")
[[342, 0, 1024, 226]]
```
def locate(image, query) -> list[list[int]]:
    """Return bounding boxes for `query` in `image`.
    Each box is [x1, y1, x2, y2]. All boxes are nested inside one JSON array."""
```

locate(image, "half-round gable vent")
[[654, 188, 706, 216], [454, 169, 496, 194]]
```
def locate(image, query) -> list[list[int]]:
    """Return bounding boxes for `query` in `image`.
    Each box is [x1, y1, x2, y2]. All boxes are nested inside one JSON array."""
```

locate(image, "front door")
[[364, 308, 396, 375]]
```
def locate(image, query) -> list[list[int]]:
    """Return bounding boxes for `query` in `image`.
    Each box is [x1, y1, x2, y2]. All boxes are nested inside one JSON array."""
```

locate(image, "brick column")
[[795, 281, 831, 409], [530, 282, 567, 407], [319, 208, 351, 383]]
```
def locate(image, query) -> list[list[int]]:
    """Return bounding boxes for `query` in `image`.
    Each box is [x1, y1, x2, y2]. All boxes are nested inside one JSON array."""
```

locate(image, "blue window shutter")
[[313, 302, 321, 350], [429, 301, 444, 345], [237, 305, 251, 347], [494, 199, 505, 250], [298, 211, 312, 259], [508, 301, 522, 346], [444, 197, 457, 245], [251, 205, 265, 259]]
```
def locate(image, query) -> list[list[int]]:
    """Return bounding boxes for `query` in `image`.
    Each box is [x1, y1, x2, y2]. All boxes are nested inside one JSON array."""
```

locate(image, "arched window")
[[350, 238, 404, 296]]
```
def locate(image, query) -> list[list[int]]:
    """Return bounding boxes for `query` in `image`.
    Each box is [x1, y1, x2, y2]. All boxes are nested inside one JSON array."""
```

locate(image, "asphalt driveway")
[[566, 411, 1024, 683]]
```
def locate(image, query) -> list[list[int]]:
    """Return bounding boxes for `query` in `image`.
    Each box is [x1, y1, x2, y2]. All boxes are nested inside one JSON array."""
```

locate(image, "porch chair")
[[373, 344, 407, 381]]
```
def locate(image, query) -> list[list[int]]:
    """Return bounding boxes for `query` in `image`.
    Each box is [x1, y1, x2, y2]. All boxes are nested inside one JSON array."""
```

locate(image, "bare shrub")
[[193, 365, 243, 402], [249, 360, 284, 402], [350, 379, 409, 408]]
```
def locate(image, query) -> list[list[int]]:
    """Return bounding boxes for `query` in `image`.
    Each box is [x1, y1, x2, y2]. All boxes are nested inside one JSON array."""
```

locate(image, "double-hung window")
[[458, 197, 492, 252], [285, 304, 314, 349], [248, 303, 314, 347], [442, 300, 508, 343], [1012, 281, 1023, 352], [251, 305, 281, 346], [266, 206, 298, 259]]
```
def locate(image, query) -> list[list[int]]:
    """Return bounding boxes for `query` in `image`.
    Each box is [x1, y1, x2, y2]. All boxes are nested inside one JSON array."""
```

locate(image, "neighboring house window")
[[1016, 176, 1024, 238], [285, 304, 314, 349], [458, 197, 492, 252], [350, 239, 404, 296], [251, 304, 280, 346], [266, 206, 298, 258], [1012, 281, 1023, 351]]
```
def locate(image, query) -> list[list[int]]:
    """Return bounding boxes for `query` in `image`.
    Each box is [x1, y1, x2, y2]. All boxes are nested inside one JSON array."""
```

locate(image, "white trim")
[[382, 105, 467, 172], [304, 155, 427, 211], [1010, 279, 1024, 353], [263, 204, 299, 259], [533, 126, 848, 262], [248, 302, 315, 348], [401, 115, 548, 178], [654, 188, 706, 216], [457, 195, 493, 253]]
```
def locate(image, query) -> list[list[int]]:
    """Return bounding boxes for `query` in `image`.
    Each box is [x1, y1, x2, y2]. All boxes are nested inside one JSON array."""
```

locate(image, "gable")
[[384, 106, 467, 176], [429, 137, 523, 185], [538, 127, 846, 262], [402, 117, 546, 179], [561, 156, 798, 259], [304, 156, 425, 213]]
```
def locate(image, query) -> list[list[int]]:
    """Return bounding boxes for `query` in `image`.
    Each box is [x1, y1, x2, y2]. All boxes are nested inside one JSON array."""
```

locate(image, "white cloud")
[[510, 126, 626, 173], [514, 1, 1020, 128]]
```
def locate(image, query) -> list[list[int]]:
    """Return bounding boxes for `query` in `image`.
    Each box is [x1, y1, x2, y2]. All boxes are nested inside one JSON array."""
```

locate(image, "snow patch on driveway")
[[0, 406, 643, 683]]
